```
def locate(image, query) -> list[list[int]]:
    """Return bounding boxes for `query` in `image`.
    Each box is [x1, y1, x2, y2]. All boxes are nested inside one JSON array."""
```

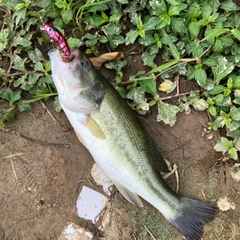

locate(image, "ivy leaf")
[[141, 51, 156, 68], [53, 97, 62, 112], [188, 20, 201, 37], [214, 137, 232, 153], [13, 8, 27, 26], [188, 3, 201, 19], [220, 0, 239, 12], [228, 147, 238, 160], [12, 54, 27, 72], [148, 0, 167, 15], [158, 79, 176, 93], [191, 99, 209, 111], [62, 8, 73, 24], [211, 55, 234, 84], [209, 105, 217, 116], [189, 66, 207, 88], [230, 106, 240, 121], [143, 16, 159, 31], [168, 3, 187, 16], [68, 37, 83, 49], [17, 100, 31, 112], [125, 29, 139, 45], [0, 29, 9, 51], [1, 88, 21, 106], [231, 28, 240, 41], [139, 76, 157, 95], [157, 101, 180, 126], [233, 89, 240, 105], [213, 39, 223, 53], [28, 48, 45, 63], [171, 17, 187, 33]]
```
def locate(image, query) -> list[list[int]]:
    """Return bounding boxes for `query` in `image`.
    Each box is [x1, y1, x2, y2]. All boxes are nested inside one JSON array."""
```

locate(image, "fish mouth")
[[48, 49, 59, 56]]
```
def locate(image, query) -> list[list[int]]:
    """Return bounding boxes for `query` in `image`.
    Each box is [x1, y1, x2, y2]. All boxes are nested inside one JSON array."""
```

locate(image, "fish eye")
[[80, 59, 90, 69], [47, 27, 52, 32]]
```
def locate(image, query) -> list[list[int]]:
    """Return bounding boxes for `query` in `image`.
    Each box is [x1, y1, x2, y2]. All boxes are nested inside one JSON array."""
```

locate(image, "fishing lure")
[[43, 24, 71, 57]]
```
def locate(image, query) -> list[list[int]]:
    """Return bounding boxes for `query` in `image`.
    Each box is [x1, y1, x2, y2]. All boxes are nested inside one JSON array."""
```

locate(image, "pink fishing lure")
[[44, 24, 71, 56]]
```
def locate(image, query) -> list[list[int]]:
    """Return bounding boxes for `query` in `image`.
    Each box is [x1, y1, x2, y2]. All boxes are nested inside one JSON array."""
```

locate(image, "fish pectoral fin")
[[85, 116, 106, 140], [113, 181, 143, 207]]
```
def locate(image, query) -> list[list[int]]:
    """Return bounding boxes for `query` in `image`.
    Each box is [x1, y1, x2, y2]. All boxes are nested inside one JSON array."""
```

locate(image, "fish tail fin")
[[169, 197, 218, 240]]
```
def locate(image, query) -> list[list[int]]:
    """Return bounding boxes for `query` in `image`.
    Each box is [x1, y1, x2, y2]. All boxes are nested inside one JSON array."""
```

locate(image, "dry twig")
[[143, 224, 156, 240]]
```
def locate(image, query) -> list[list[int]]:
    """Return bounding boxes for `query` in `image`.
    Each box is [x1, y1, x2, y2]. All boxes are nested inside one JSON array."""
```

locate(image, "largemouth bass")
[[49, 48, 218, 240]]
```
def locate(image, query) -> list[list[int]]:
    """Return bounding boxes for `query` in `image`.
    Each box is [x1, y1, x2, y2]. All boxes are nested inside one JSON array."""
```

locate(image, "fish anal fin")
[[85, 117, 106, 140], [113, 181, 143, 207]]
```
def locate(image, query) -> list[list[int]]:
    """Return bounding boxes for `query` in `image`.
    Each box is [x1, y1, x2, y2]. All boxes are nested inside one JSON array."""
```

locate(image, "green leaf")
[[0, 29, 9, 52], [161, 30, 180, 59], [230, 106, 240, 121], [234, 137, 240, 151], [188, 3, 201, 19], [194, 67, 207, 88], [203, 56, 218, 67], [28, 48, 45, 63], [233, 76, 240, 89], [209, 105, 217, 116], [157, 101, 180, 126], [62, 8, 73, 24], [139, 77, 157, 95], [191, 99, 209, 111], [231, 29, 240, 41], [209, 0, 221, 14], [148, 0, 167, 16], [211, 55, 235, 84], [171, 17, 187, 33], [12, 54, 27, 72], [168, 3, 187, 16], [12, 35, 32, 48], [53, 96, 62, 112], [228, 147, 238, 160], [214, 137, 232, 153], [141, 51, 156, 68], [1, 88, 21, 106], [67, 37, 83, 48], [13, 7, 27, 26], [55, 0, 69, 9], [126, 87, 145, 105], [4, 112, 16, 123], [143, 16, 159, 31], [213, 39, 223, 53], [125, 29, 139, 45], [34, 62, 45, 72], [209, 85, 226, 94], [200, 28, 229, 42], [17, 101, 31, 112], [220, 0, 239, 12], [188, 20, 200, 37], [149, 59, 179, 74], [233, 89, 240, 105]]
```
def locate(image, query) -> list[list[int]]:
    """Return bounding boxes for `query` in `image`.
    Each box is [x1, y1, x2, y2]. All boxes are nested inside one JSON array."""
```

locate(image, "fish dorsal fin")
[[113, 181, 143, 207], [85, 116, 106, 140]]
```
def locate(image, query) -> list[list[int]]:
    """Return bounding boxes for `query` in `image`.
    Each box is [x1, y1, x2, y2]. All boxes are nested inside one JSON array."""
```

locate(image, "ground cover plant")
[[1, 0, 240, 161]]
